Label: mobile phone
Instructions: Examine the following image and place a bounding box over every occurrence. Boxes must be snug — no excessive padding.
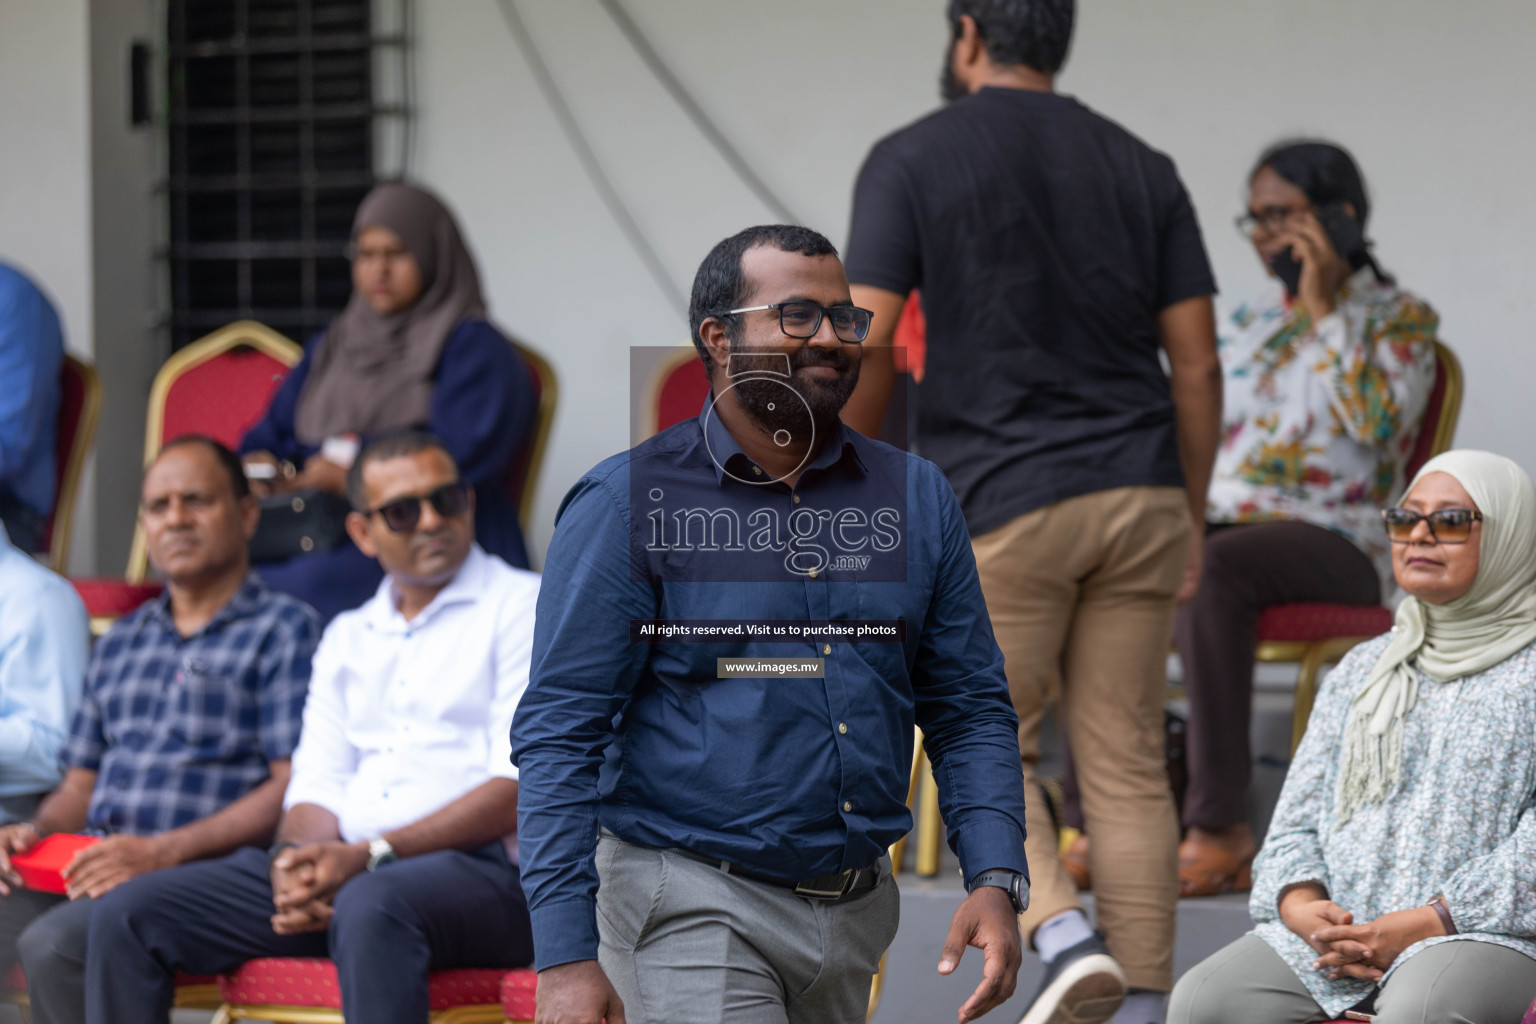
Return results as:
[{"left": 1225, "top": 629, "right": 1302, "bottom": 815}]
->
[
  {"left": 1343, "top": 1011, "right": 1375, "bottom": 1022},
  {"left": 1269, "top": 202, "right": 1364, "bottom": 298}
]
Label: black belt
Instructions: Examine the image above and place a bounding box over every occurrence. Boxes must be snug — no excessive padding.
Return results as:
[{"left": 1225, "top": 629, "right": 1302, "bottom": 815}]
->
[{"left": 668, "top": 847, "right": 881, "bottom": 902}]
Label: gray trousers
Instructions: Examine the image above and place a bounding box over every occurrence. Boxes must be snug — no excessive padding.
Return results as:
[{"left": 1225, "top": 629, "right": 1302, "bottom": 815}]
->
[
  {"left": 1170, "top": 934, "right": 1536, "bottom": 1024},
  {"left": 595, "top": 835, "right": 900, "bottom": 1024}
]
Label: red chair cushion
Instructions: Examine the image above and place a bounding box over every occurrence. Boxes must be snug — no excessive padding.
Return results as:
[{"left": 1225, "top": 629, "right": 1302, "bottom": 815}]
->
[
  {"left": 161, "top": 347, "right": 292, "bottom": 450},
  {"left": 1256, "top": 602, "right": 1393, "bottom": 644},
  {"left": 70, "top": 578, "right": 164, "bottom": 619},
  {"left": 501, "top": 969, "right": 538, "bottom": 1020},
  {"left": 656, "top": 357, "right": 710, "bottom": 434},
  {"left": 217, "top": 957, "right": 507, "bottom": 1010}
]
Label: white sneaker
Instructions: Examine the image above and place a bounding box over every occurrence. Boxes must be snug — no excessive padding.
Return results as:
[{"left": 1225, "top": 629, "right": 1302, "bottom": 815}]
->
[{"left": 1017, "top": 932, "right": 1127, "bottom": 1024}]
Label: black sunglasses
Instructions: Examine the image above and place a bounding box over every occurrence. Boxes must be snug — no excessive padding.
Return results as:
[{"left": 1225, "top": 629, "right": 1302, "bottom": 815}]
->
[
  {"left": 364, "top": 482, "right": 471, "bottom": 534},
  {"left": 1381, "top": 507, "right": 1483, "bottom": 545}
]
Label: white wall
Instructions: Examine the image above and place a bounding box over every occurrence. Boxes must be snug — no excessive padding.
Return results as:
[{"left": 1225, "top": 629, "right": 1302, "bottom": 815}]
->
[{"left": 412, "top": 0, "right": 1536, "bottom": 563}]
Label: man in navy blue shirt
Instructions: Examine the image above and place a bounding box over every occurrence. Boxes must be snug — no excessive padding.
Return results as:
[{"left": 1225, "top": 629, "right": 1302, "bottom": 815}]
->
[{"left": 512, "top": 225, "right": 1029, "bottom": 1024}]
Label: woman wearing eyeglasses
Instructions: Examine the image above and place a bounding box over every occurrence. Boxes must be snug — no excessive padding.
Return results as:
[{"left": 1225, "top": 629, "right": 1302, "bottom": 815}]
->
[
  {"left": 1170, "top": 450, "right": 1536, "bottom": 1024},
  {"left": 1061, "top": 140, "right": 1440, "bottom": 897},
  {"left": 1176, "top": 139, "right": 1442, "bottom": 895},
  {"left": 238, "top": 183, "right": 535, "bottom": 621}
]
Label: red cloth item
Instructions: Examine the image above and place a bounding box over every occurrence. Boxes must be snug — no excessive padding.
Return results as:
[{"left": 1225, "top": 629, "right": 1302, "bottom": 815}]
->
[
  {"left": 892, "top": 290, "right": 925, "bottom": 382},
  {"left": 69, "top": 579, "right": 164, "bottom": 620},
  {"left": 217, "top": 958, "right": 508, "bottom": 1011},
  {"left": 1255, "top": 603, "right": 1393, "bottom": 644},
  {"left": 500, "top": 969, "right": 538, "bottom": 1021},
  {"left": 10, "top": 834, "right": 100, "bottom": 894}
]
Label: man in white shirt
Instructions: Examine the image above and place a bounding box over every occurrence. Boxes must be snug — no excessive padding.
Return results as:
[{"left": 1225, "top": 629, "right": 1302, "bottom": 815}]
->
[
  {"left": 0, "top": 523, "right": 88, "bottom": 826},
  {"left": 82, "top": 430, "right": 539, "bottom": 1024}
]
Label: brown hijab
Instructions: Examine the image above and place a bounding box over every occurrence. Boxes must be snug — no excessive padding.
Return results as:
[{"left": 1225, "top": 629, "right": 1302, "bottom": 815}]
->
[{"left": 293, "top": 183, "right": 486, "bottom": 445}]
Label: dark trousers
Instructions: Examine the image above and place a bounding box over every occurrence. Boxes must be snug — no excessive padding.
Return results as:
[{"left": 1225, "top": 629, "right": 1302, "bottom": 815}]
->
[
  {"left": 1060, "top": 520, "right": 1380, "bottom": 833},
  {"left": 0, "top": 890, "right": 93, "bottom": 1024},
  {"left": 1176, "top": 521, "right": 1379, "bottom": 829},
  {"left": 85, "top": 844, "right": 534, "bottom": 1024}
]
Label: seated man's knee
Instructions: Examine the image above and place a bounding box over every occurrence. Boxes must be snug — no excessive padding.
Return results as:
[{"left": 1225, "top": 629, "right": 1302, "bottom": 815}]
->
[{"left": 330, "top": 872, "right": 419, "bottom": 943}]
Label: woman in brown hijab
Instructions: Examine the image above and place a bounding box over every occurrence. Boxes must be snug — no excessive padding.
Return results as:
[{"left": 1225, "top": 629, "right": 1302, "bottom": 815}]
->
[{"left": 240, "top": 183, "right": 535, "bottom": 621}]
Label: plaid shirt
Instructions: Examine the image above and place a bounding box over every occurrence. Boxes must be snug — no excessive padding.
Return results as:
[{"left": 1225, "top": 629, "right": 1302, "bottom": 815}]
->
[{"left": 63, "top": 575, "right": 319, "bottom": 835}]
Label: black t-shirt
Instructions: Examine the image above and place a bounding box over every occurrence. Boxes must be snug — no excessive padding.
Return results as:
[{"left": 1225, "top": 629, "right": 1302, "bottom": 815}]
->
[{"left": 845, "top": 88, "right": 1216, "bottom": 538}]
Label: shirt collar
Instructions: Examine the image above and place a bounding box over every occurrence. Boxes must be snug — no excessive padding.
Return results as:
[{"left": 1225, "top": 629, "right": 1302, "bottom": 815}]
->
[
  {"left": 695, "top": 398, "right": 867, "bottom": 486},
  {"left": 365, "top": 544, "right": 491, "bottom": 633},
  {"left": 139, "top": 572, "right": 269, "bottom": 640}
]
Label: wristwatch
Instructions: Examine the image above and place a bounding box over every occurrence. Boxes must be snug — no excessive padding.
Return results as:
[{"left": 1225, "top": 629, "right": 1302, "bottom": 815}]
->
[
  {"left": 968, "top": 869, "right": 1029, "bottom": 914},
  {"left": 366, "top": 837, "right": 398, "bottom": 872}
]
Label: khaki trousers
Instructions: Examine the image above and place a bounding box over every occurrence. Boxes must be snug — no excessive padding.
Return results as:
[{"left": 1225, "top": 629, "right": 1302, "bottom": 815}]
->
[{"left": 972, "top": 486, "right": 1189, "bottom": 991}]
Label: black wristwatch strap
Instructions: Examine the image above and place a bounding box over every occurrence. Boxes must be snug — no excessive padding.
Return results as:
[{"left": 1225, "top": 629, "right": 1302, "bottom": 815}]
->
[
  {"left": 968, "top": 869, "right": 1029, "bottom": 914},
  {"left": 267, "top": 841, "right": 298, "bottom": 871}
]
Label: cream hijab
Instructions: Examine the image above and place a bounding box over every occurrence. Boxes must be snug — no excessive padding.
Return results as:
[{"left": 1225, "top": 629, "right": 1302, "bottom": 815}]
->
[{"left": 1337, "top": 449, "right": 1536, "bottom": 823}]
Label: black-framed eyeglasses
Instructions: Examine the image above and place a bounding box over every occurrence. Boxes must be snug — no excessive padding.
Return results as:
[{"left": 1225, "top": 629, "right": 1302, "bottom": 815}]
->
[
  {"left": 363, "top": 482, "right": 471, "bottom": 534},
  {"left": 1234, "top": 205, "right": 1312, "bottom": 241},
  {"left": 1381, "top": 507, "right": 1483, "bottom": 545},
  {"left": 724, "top": 301, "right": 874, "bottom": 343}
]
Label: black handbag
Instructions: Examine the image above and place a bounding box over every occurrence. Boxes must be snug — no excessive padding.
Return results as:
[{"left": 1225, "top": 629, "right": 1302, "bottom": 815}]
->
[{"left": 249, "top": 489, "right": 352, "bottom": 564}]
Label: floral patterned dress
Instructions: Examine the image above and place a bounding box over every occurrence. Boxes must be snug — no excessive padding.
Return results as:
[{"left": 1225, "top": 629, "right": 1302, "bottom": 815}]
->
[
  {"left": 1206, "top": 269, "right": 1439, "bottom": 584},
  {"left": 1250, "top": 634, "right": 1536, "bottom": 1016}
]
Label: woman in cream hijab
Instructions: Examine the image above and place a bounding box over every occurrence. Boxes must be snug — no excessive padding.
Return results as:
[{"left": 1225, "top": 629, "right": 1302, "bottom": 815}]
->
[
  {"left": 239, "top": 183, "right": 536, "bottom": 621},
  {"left": 1171, "top": 449, "right": 1536, "bottom": 1024}
]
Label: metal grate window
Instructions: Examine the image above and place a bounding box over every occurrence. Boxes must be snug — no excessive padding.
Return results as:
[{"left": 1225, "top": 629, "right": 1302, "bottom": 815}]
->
[{"left": 167, "top": 0, "right": 408, "bottom": 349}]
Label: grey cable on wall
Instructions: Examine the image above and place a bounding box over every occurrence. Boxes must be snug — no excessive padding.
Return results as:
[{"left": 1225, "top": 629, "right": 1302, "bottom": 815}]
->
[
  {"left": 492, "top": 0, "right": 689, "bottom": 317},
  {"left": 595, "top": 0, "right": 800, "bottom": 225}
]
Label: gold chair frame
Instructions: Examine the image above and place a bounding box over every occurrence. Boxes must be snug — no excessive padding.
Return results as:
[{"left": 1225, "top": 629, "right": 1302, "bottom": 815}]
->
[
  {"left": 509, "top": 339, "right": 558, "bottom": 536},
  {"left": 46, "top": 354, "right": 102, "bottom": 574}
]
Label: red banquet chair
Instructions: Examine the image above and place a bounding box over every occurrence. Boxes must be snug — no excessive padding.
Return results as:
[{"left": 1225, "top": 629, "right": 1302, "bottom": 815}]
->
[
  {"left": 646, "top": 346, "right": 711, "bottom": 437},
  {"left": 35, "top": 354, "right": 102, "bottom": 574},
  {"left": 1267, "top": 339, "right": 1464, "bottom": 751},
  {"left": 209, "top": 957, "right": 529, "bottom": 1024},
  {"left": 506, "top": 339, "right": 558, "bottom": 538},
  {"left": 71, "top": 321, "right": 302, "bottom": 633}
]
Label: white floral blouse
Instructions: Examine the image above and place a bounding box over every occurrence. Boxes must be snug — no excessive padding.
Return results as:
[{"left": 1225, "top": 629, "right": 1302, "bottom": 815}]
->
[
  {"left": 1250, "top": 635, "right": 1536, "bottom": 1016},
  {"left": 1206, "top": 269, "right": 1439, "bottom": 583}
]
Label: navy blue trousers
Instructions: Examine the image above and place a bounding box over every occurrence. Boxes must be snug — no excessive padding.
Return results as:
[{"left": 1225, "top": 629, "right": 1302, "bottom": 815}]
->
[{"left": 84, "top": 844, "right": 533, "bottom": 1024}]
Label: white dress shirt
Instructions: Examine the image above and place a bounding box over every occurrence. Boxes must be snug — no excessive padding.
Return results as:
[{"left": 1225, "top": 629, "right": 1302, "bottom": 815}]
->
[
  {"left": 0, "top": 523, "right": 88, "bottom": 805},
  {"left": 284, "top": 545, "right": 539, "bottom": 854}
]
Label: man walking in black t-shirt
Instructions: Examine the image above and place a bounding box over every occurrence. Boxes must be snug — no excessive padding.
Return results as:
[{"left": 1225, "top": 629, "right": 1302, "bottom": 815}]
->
[{"left": 844, "top": 3, "right": 1222, "bottom": 1023}]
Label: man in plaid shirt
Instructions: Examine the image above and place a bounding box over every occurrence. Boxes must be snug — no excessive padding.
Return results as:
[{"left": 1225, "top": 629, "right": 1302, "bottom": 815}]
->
[{"left": 0, "top": 436, "right": 319, "bottom": 1024}]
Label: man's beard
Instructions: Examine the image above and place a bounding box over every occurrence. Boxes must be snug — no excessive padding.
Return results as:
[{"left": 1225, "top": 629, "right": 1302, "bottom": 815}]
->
[
  {"left": 940, "top": 40, "right": 967, "bottom": 103},
  {"left": 728, "top": 342, "right": 860, "bottom": 440}
]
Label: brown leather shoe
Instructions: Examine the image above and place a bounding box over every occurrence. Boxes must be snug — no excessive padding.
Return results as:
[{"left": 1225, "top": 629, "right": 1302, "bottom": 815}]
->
[{"left": 1177, "top": 836, "right": 1254, "bottom": 897}]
